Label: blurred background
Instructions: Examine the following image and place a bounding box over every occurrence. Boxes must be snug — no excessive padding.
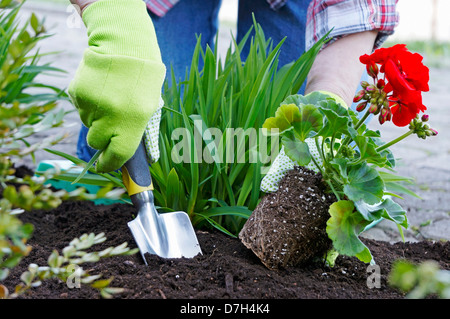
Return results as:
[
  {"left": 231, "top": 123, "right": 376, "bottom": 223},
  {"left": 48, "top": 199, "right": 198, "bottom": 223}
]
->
[{"left": 11, "top": 0, "right": 450, "bottom": 242}]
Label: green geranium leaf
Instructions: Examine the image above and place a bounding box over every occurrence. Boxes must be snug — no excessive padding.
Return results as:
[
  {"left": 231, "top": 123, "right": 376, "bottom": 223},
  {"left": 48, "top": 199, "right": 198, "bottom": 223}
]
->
[
  {"left": 353, "top": 136, "right": 387, "bottom": 166},
  {"left": 277, "top": 103, "right": 302, "bottom": 123},
  {"left": 316, "top": 99, "right": 352, "bottom": 139},
  {"left": 355, "top": 197, "right": 407, "bottom": 228},
  {"left": 379, "top": 199, "right": 408, "bottom": 228},
  {"left": 319, "top": 97, "right": 350, "bottom": 117},
  {"left": 281, "top": 130, "right": 311, "bottom": 166},
  {"left": 355, "top": 246, "right": 374, "bottom": 264},
  {"left": 371, "top": 137, "right": 396, "bottom": 168},
  {"left": 281, "top": 91, "right": 331, "bottom": 107},
  {"left": 292, "top": 104, "right": 323, "bottom": 141},
  {"left": 364, "top": 129, "right": 381, "bottom": 138},
  {"left": 262, "top": 103, "right": 301, "bottom": 134},
  {"left": 318, "top": 109, "right": 350, "bottom": 139},
  {"left": 354, "top": 200, "right": 384, "bottom": 222},
  {"left": 343, "top": 162, "right": 384, "bottom": 205},
  {"left": 330, "top": 158, "right": 349, "bottom": 182},
  {"left": 326, "top": 200, "right": 373, "bottom": 263}
]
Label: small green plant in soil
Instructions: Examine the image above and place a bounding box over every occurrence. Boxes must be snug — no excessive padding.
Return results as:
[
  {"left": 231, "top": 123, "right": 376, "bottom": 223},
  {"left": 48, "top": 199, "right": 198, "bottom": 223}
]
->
[
  {"left": 0, "top": 1, "right": 136, "bottom": 298},
  {"left": 12, "top": 232, "right": 137, "bottom": 299},
  {"left": 389, "top": 259, "right": 450, "bottom": 299}
]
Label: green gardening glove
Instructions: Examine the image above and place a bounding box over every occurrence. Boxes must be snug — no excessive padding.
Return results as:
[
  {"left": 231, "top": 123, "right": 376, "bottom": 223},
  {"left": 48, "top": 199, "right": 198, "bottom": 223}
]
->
[{"left": 69, "top": 0, "right": 166, "bottom": 173}]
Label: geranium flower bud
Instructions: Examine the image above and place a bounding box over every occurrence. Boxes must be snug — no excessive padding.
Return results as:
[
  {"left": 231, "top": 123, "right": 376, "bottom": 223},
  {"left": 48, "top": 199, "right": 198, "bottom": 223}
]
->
[
  {"left": 361, "top": 81, "right": 369, "bottom": 88},
  {"left": 421, "top": 114, "right": 429, "bottom": 122},
  {"left": 386, "top": 108, "right": 392, "bottom": 121},
  {"left": 372, "top": 90, "right": 381, "bottom": 99},
  {"left": 365, "top": 84, "right": 377, "bottom": 93},
  {"left": 368, "top": 103, "right": 379, "bottom": 114},
  {"left": 378, "top": 106, "right": 391, "bottom": 125},
  {"left": 429, "top": 128, "right": 438, "bottom": 136},
  {"left": 366, "top": 62, "right": 379, "bottom": 78},
  {"left": 377, "top": 79, "right": 386, "bottom": 89},
  {"left": 356, "top": 101, "right": 367, "bottom": 112},
  {"left": 353, "top": 89, "right": 366, "bottom": 102}
]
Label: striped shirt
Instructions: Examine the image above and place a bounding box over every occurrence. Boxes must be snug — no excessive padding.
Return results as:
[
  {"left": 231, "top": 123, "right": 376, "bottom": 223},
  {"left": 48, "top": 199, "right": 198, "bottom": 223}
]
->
[
  {"left": 144, "top": 0, "right": 399, "bottom": 50},
  {"left": 306, "top": 0, "right": 399, "bottom": 50}
]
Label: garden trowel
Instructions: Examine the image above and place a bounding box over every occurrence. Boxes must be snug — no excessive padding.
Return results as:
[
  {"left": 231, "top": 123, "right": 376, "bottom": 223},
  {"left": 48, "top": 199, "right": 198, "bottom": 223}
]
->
[{"left": 122, "top": 140, "right": 202, "bottom": 264}]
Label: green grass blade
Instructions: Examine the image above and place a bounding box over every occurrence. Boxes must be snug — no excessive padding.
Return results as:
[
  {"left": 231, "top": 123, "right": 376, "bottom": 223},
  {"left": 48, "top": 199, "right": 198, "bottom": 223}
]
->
[
  {"left": 71, "top": 149, "right": 102, "bottom": 185},
  {"left": 44, "top": 148, "right": 124, "bottom": 188}
]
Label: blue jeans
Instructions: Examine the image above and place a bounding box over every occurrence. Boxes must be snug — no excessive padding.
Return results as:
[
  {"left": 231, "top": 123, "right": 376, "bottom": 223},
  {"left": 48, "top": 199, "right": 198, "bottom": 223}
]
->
[
  {"left": 150, "top": 0, "right": 310, "bottom": 83},
  {"left": 77, "top": 0, "right": 310, "bottom": 162}
]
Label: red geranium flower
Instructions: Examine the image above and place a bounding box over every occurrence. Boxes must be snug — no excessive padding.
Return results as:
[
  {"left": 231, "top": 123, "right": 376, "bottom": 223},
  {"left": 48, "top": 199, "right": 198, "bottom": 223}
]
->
[
  {"left": 389, "top": 98, "right": 422, "bottom": 127},
  {"left": 359, "top": 44, "right": 429, "bottom": 126}
]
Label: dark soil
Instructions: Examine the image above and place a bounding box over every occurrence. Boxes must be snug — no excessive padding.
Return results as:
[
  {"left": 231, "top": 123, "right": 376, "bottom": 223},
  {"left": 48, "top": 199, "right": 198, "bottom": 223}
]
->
[{"left": 2, "top": 166, "right": 449, "bottom": 301}]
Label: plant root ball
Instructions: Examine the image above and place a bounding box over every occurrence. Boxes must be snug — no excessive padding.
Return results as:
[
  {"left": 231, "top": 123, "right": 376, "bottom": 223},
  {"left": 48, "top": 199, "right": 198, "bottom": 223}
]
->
[{"left": 239, "top": 166, "right": 336, "bottom": 270}]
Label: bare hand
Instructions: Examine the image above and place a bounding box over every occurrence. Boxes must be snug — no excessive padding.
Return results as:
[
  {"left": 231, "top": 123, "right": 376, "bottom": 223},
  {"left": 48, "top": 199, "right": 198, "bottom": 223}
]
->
[{"left": 305, "top": 31, "right": 378, "bottom": 107}]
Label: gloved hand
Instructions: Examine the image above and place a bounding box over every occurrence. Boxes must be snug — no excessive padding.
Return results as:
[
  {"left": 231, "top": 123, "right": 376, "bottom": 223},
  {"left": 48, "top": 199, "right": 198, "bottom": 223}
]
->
[
  {"left": 69, "top": 0, "right": 166, "bottom": 173},
  {"left": 261, "top": 91, "right": 348, "bottom": 193}
]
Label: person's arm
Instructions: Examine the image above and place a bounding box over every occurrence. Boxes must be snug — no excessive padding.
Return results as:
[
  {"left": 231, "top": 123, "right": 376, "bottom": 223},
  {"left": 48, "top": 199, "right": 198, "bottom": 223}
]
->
[
  {"left": 304, "top": 0, "right": 399, "bottom": 106},
  {"left": 305, "top": 31, "right": 378, "bottom": 107},
  {"left": 70, "top": 0, "right": 97, "bottom": 15}
]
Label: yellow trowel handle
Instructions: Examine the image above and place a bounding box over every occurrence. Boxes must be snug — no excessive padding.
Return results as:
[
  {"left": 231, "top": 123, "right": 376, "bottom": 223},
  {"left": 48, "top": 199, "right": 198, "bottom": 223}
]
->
[{"left": 122, "top": 140, "right": 153, "bottom": 196}]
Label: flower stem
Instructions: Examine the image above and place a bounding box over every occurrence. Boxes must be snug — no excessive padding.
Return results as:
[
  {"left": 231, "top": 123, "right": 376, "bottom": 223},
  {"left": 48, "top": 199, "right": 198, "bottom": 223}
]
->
[
  {"left": 326, "top": 180, "right": 341, "bottom": 201},
  {"left": 339, "top": 108, "right": 371, "bottom": 150},
  {"left": 315, "top": 136, "right": 325, "bottom": 164},
  {"left": 355, "top": 108, "right": 371, "bottom": 132},
  {"left": 376, "top": 129, "right": 414, "bottom": 153},
  {"left": 310, "top": 153, "right": 324, "bottom": 176}
]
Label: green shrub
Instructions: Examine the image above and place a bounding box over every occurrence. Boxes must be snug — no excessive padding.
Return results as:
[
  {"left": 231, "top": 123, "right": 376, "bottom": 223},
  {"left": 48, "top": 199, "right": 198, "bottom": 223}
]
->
[
  {"left": 389, "top": 259, "right": 450, "bottom": 299},
  {"left": 0, "top": 1, "right": 136, "bottom": 299}
]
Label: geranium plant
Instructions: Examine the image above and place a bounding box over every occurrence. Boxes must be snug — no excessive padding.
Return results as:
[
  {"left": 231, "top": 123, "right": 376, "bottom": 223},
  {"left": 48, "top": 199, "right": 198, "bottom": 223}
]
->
[{"left": 260, "top": 44, "right": 437, "bottom": 264}]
